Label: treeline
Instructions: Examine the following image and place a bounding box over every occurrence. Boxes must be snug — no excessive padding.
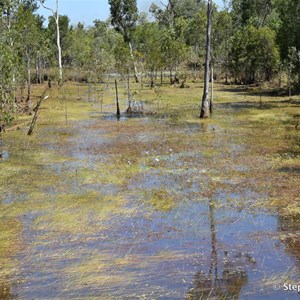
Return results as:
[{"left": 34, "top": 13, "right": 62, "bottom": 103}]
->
[{"left": 0, "top": 0, "right": 300, "bottom": 125}]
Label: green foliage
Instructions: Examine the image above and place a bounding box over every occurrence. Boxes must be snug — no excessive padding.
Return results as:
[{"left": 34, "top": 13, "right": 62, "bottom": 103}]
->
[
  {"left": 47, "top": 15, "right": 71, "bottom": 64},
  {"left": 212, "top": 9, "right": 233, "bottom": 77},
  {"left": 232, "top": 0, "right": 273, "bottom": 28},
  {"left": 108, "top": 0, "right": 138, "bottom": 42},
  {"left": 231, "top": 25, "right": 279, "bottom": 83},
  {"left": 69, "top": 22, "right": 92, "bottom": 68},
  {"left": 0, "top": 0, "right": 300, "bottom": 127},
  {"left": 91, "top": 20, "right": 118, "bottom": 76},
  {"left": 134, "top": 21, "right": 163, "bottom": 71},
  {"left": 275, "top": 0, "right": 300, "bottom": 86},
  {"left": 159, "top": 26, "right": 188, "bottom": 71},
  {"left": 113, "top": 35, "right": 131, "bottom": 73}
]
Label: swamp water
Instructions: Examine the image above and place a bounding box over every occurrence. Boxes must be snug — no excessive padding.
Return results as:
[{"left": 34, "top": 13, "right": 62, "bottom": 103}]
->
[{"left": 0, "top": 92, "right": 300, "bottom": 299}]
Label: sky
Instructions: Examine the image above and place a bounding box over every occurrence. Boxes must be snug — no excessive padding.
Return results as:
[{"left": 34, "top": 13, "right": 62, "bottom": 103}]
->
[{"left": 38, "top": 0, "right": 224, "bottom": 26}]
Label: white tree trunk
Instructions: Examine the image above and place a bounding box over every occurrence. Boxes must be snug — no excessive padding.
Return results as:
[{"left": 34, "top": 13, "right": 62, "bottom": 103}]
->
[
  {"left": 56, "top": 0, "right": 63, "bottom": 85},
  {"left": 128, "top": 41, "right": 139, "bottom": 83}
]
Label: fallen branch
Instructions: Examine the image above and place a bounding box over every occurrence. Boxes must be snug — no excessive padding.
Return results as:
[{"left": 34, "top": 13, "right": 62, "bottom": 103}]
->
[{"left": 27, "top": 87, "right": 49, "bottom": 135}]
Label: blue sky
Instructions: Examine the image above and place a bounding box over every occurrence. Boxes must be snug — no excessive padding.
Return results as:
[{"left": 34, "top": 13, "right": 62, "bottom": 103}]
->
[{"left": 39, "top": 0, "right": 224, "bottom": 26}]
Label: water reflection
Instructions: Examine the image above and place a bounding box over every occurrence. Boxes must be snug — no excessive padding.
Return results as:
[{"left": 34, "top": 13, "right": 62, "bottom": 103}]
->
[
  {"left": 188, "top": 200, "right": 248, "bottom": 299},
  {"left": 278, "top": 216, "right": 300, "bottom": 266}
]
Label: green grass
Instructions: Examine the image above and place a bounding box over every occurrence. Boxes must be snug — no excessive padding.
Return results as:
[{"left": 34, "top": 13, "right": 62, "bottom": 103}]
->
[{"left": 0, "top": 79, "right": 299, "bottom": 296}]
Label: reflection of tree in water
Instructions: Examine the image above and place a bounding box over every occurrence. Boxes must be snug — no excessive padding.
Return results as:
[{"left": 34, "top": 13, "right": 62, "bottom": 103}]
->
[
  {"left": 278, "top": 216, "right": 300, "bottom": 267},
  {"left": 188, "top": 200, "right": 248, "bottom": 300}
]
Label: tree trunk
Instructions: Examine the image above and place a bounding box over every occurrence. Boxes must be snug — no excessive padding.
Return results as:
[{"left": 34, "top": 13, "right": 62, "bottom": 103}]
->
[
  {"left": 200, "top": 0, "right": 212, "bottom": 118},
  {"left": 28, "top": 87, "right": 48, "bottom": 135},
  {"left": 114, "top": 79, "right": 120, "bottom": 117},
  {"left": 127, "top": 74, "right": 131, "bottom": 110},
  {"left": 288, "top": 67, "right": 292, "bottom": 100},
  {"left": 210, "top": 65, "right": 214, "bottom": 114},
  {"left": 169, "top": 68, "right": 173, "bottom": 85},
  {"left": 150, "top": 69, "right": 155, "bottom": 88},
  {"left": 140, "top": 64, "right": 144, "bottom": 89},
  {"left": 25, "top": 51, "right": 31, "bottom": 111},
  {"left": 56, "top": 0, "right": 63, "bottom": 85},
  {"left": 128, "top": 42, "right": 139, "bottom": 83},
  {"left": 35, "top": 55, "right": 39, "bottom": 84}
]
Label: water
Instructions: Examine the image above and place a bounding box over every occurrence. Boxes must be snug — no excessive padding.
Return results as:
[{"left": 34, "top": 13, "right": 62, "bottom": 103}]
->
[{"left": 0, "top": 100, "right": 299, "bottom": 299}]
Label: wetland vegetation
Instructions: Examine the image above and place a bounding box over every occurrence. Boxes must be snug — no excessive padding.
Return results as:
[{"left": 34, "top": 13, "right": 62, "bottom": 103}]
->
[
  {"left": 1, "top": 0, "right": 300, "bottom": 299},
  {"left": 0, "top": 81, "right": 299, "bottom": 299}
]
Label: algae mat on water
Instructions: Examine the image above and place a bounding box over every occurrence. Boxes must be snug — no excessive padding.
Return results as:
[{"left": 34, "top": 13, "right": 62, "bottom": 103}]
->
[{"left": 0, "top": 82, "right": 300, "bottom": 299}]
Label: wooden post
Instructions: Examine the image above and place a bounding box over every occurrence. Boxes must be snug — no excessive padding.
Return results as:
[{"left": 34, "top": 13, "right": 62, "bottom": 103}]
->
[
  {"left": 115, "top": 79, "right": 120, "bottom": 117},
  {"left": 27, "top": 87, "right": 49, "bottom": 135}
]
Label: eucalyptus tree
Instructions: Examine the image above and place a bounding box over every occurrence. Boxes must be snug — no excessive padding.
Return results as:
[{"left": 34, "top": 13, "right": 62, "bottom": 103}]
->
[
  {"left": 159, "top": 20, "right": 188, "bottom": 84},
  {"left": 185, "top": 8, "right": 207, "bottom": 81},
  {"left": 90, "top": 20, "right": 117, "bottom": 82},
  {"left": 40, "top": 0, "right": 63, "bottom": 85},
  {"left": 231, "top": 25, "right": 279, "bottom": 83},
  {"left": 275, "top": 0, "right": 300, "bottom": 87},
  {"left": 14, "top": 3, "right": 42, "bottom": 109},
  {"left": 0, "top": 0, "right": 24, "bottom": 124},
  {"left": 200, "top": 0, "right": 213, "bottom": 118},
  {"left": 212, "top": 9, "right": 233, "bottom": 83},
  {"left": 231, "top": 0, "right": 273, "bottom": 28},
  {"left": 149, "top": 0, "right": 192, "bottom": 84},
  {"left": 68, "top": 22, "right": 92, "bottom": 80},
  {"left": 134, "top": 21, "right": 163, "bottom": 86},
  {"left": 108, "top": 0, "right": 140, "bottom": 82}
]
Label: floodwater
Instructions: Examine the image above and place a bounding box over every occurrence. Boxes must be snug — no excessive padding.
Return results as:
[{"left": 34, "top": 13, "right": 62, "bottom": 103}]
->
[{"left": 0, "top": 89, "right": 300, "bottom": 299}]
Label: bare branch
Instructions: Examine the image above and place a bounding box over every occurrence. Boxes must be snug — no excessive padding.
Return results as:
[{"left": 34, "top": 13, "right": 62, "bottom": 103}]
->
[
  {"left": 160, "top": 1, "right": 167, "bottom": 9},
  {"left": 39, "top": 1, "right": 55, "bottom": 15}
]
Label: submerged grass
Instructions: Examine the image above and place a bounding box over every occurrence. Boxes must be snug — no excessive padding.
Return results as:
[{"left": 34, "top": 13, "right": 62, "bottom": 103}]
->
[{"left": 0, "top": 80, "right": 299, "bottom": 298}]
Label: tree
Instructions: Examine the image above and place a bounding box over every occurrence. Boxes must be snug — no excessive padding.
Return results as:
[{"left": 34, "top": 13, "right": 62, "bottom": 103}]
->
[
  {"left": 231, "top": 0, "right": 273, "bottom": 28},
  {"left": 275, "top": 0, "right": 300, "bottom": 87},
  {"left": 134, "top": 21, "right": 163, "bottom": 86},
  {"left": 90, "top": 20, "right": 117, "bottom": 81},
  {"left": 212, "top": 9, "right": 233, "bottom": 83},
  {"left": 0, "top": 0, "right": 24, "bottom": 125},
  {"left": 14, "top": 3, "right": 41, "bottom": 109},
  {"left": 231, "top": 25, "right": 279, "bottom": 83},
  {"left": 185, "top": 8, "right": 207, "bottom": 81},
  {"left": 68, "top": 23, "right": 92, "bottom": 80},
  {"left": 200, "top": 0, "right": 212, "bottom": 118},
  {"left": 108, "top": 0, "right": 140, "bottom": 82},
  {"left": 40, "top": 0, "right": 63, "bottom": 85}
]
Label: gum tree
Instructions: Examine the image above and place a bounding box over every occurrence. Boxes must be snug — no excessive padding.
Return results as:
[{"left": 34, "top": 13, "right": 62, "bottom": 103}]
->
[
  {"left": 200, "top": 0, "right": 213, "bottom": 118},
  {"left": 40, "top": 0, "right": 63, "bottom": 85},
  {"left": 108, "top": 0, "right": 139, "bottom": 82}
]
